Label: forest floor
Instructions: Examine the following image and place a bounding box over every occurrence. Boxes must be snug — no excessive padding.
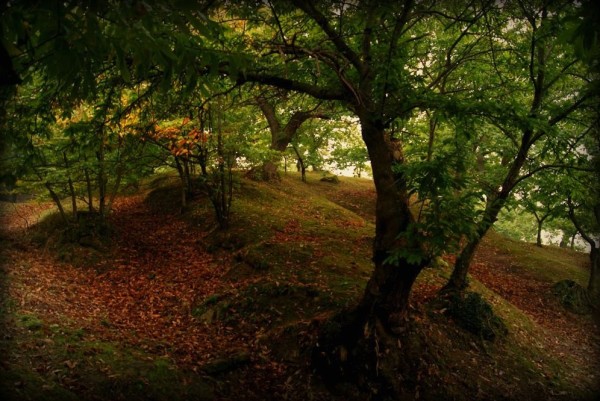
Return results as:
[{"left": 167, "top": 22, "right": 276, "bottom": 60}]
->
[{"left": 1, "top": 172, "right": 599, "bottom": 401}]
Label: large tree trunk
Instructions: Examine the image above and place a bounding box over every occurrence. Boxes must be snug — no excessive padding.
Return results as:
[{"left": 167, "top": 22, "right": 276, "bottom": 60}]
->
[
  {"left": 312, "top": 115, "right": 428, "bottom": 393},
  {"left": 357, "top": 116, "right": 427, "bottom": 331}
]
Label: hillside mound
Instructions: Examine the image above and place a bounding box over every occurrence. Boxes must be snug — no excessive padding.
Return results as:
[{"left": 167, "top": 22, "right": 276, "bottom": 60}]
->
[{"left": 0, "top": 172, "right": 598, "bottom": 401}]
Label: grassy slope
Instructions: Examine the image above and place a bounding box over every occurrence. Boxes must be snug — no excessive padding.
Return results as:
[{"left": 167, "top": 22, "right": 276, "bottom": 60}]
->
[{"left": 0, "top": 171, "right": 598, "bottom": 401}]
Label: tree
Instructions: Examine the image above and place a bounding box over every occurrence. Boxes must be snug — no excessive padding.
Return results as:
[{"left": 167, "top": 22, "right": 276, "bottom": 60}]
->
[
  {"left": 252, "top": 91, "right": 330, "bottom": 180},
  {"left": 209, "top": 0, "right": 513, "bottom": 339},
  {"left": 517, "top": 174, "right": 566, "bottom": 247},
  {"left": 442, "top": 0, "right": 593, "bottom": 292},
  {"left": 565, "top": 124, "right": 600, "bottom": 301},
  {"left": 2, "top": 73, "right": 160, "bottom": 228}
]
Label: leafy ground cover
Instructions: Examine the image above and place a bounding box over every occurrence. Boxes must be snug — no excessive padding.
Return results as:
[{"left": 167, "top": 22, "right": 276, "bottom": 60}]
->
[{"left": 1, "top": 172, "right": 598, "bottom": 400}]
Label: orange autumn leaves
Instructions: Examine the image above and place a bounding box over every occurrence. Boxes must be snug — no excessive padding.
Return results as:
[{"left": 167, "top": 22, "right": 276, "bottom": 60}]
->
[{"left": 150, "top": 117, "right": 209, "bottom": 157}]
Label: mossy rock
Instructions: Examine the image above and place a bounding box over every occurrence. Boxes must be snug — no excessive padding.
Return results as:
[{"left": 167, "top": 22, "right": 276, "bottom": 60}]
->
[
  {"left": 446, "top": 291, "right": 508, "bottom": 341},
  {"left": 320, "top": 174, "right": 340, "bottom": 184},
  {"left": 552, "top": 280, "right": 592, "bottom": 315}
]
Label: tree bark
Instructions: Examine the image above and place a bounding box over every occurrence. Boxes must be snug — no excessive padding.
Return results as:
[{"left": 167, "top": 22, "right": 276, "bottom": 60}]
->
[
  {"left": 444, "top": 236, "right": 482, "bottom": 292},
  {"left": 536, "top": 219, "right": 543, "bottom": 247},
  {"left": 356, "top": 115, "right": 427, "bottom": 331},
  {"left": 442, "top": 192, "right": 510, "bottom": 293}
]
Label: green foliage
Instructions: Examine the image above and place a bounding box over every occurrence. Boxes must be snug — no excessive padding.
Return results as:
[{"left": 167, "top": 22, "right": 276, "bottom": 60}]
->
[
  {"left": 391, "top": 155, "right": 484, "bottom": 261},
  {"left": 495, "top": 207, "right": 538, "bottom": 243}
]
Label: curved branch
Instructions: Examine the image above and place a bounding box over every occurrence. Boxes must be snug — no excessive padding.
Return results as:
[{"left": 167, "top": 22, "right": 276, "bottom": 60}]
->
[{"left": 567, "top": 195, "right": 597, "bottom": 249}]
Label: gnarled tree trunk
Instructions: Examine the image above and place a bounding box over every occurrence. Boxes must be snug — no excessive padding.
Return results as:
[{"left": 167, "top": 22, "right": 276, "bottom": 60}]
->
[{"left": 357, "top": 116, "right": 427, "bottom": 330}]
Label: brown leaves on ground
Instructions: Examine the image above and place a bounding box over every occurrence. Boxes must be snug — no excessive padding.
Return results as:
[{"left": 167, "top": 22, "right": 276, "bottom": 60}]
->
[
  {"left": 1, "top": 181, "right": 599, "bottom": 399},
  {"left": 1, "top": 196, "right": 283, "bottom": 382},
  {"left": 467, "top": 238, "right": 600, "bottom": 390}
]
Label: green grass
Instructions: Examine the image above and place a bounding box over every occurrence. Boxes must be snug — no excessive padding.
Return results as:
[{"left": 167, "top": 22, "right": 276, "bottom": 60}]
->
[
  {"left": 484, "top": 230, "right": 589, "bottom": 285},
  {"left": 0, "top": 315, "right": 214, "bottom": 401}
]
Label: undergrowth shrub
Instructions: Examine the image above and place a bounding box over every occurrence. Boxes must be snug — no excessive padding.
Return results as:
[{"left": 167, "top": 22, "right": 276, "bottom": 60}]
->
[
  {"left": 446, "top": 291, "right": 508, "bottom": 341},
  {"left": 552, "top": 280, "right": 592, "bottom": 315}
]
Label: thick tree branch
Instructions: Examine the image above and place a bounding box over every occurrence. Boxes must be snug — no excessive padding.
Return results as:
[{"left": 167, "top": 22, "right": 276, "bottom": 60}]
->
[
  {"left": 238, "top": 71, "right": 346, "bottom": 101},
  {"left": 255, "top": 96, "right": 282, "bottom": 135}
]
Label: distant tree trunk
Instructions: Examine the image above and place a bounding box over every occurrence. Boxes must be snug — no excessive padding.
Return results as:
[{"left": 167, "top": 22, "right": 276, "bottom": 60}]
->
[
  {"left": 106, "top": 165, "right": 123, "bottom": 216},
  {"left": 536, "top": 219, "right": 543, "bottom": 247},
  {"left": 84, "top": 168, "right": 94, "bottom": 212},
  {"left": 97, "top": 129, "right": 107, "bottom": 219},
  {"left": 175, "top": 157, "right": 188, "bottom": 210},
  {"left": 63, "top": 152, "right": 78, "bottom": 220},
  {"left": 292, "top": 144, "right": 306, "bottom": 183},
  {"left": 559, "top": 234, "right": 569, "bottom": 248},
  {"left": 588, "top": 247, "right": 599, "bottom": 302},
  {"left": 44, "top": 182, "right": 68, "bottom": 225},
  {"left": 254, "top": 96, "right": 328, "bottom": 181}
]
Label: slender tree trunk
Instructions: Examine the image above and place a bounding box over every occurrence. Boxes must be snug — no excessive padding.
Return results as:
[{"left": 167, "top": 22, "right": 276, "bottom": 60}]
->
[
  {"left": 62, "top": 152, "right": 78, "bottom": 219},
  {"left": 536, "top": 219, "right": 543, "bottom": 247},
  {"left": 175, "top": 157, "right": 188, "bottom": 210},
  {"left": 84, "top": 169, "right": 94, "bottom": 212},
  {"left": 97, "top": 130, "right": 107, "bottom": 219},
  {"left": 292, "top": 144, "right": 306, "bottom": 183},
  {"left": 588, "top": 247, "right": 600, "bottom": 302},
  {"left": 559, "top": 234, "right": 569, "bottom": 248},
  {"left": 44, "top": 182, "right": 68, "bottom": 225},
  {"left": 444, "top": 236, "right": 483, "bottom": 292},
  {"left": 443, "top": 125, "right": 533, "bottom": 293},
  {"left": 442, "top": 192, "right": 510, "bottom": 293},
  {"left": 106, "top": 165, "right": 123, "bottom": 216}
]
